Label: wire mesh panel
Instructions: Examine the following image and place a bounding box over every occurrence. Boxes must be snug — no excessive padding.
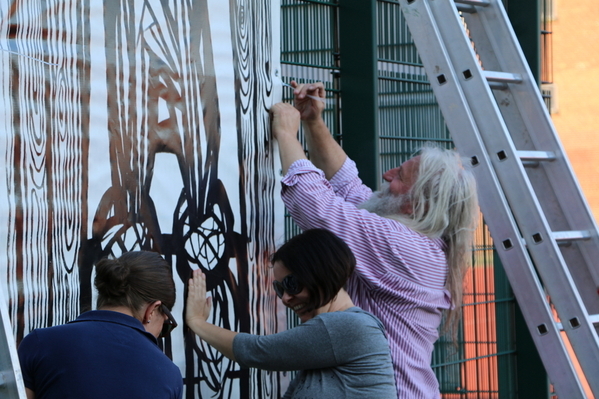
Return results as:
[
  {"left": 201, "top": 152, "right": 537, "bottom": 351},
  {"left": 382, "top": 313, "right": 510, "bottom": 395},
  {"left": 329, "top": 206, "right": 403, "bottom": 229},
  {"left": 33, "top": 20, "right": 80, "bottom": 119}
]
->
[
  {"left": 280, "top": 0, "right": 518, "bottom": 397},
  {"left": 375, "top": 1, "right": 517, "bottom": 398},
  {"left": 280, "top": 0, "right": 340, "bottom": 137},
  {"left": 540, "top": 0, "right": 553, "bottom": 86},
  {"left": 377, "top": 0, "right": 420, "bottom": 65},
  {"left": 281, "top": 0, "right": 339, "bottom": 69},
  {"left": 541, "top": 0, "right": 554, "bottom": 113},
  {"left": 377, "top": 0, "right": 452, "bottom": 174},
  {"left": 460, "top": 220, "right": 501, "bottom": 397},
  {"left": 378, "top": 76, "right": 452, "bottom": 172},
  {"left": 432, "top": 219, "right": 518, "bottom": 399},
  {"left": 280, "top": 0, "right": 340, "bottom": 242}
]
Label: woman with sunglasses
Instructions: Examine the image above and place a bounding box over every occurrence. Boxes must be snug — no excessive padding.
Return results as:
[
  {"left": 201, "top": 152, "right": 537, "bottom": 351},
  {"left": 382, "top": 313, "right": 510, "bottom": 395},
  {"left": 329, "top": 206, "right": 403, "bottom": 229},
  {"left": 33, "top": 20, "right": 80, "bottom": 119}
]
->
[
  {"left": 18, "top": 251, "right": 183, "bottom": 399},
  {"left": 186, "top": 228, "right": 397, "bottom": 398}
]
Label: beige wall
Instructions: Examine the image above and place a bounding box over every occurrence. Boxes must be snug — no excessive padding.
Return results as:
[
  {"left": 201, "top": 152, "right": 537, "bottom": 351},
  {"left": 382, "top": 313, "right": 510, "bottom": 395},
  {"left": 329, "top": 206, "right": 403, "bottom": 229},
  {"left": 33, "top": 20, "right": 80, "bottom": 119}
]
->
[{"left": 551, "top": 1, "right": 599, "bottom": 220}]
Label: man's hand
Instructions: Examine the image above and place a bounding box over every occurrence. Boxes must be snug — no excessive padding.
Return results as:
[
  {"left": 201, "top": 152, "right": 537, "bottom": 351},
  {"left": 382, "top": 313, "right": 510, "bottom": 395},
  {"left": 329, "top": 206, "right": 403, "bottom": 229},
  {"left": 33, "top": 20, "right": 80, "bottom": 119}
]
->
[
  {"left": 186, "top": 269, "right": 212, "bottom": 331},
  {"left": 270, "top": 102, "right": 301, "bottom": 141},
  {"left": 291, "top": 80, "right": 325, "bottom": 122}
]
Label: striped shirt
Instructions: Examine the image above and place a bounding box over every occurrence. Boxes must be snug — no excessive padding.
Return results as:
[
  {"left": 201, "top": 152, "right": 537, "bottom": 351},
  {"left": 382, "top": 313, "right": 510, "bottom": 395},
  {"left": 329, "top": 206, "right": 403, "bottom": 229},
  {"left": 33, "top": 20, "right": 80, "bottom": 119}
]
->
[{"left": 281, "top": 158, "right": 451, "bottom": 399}]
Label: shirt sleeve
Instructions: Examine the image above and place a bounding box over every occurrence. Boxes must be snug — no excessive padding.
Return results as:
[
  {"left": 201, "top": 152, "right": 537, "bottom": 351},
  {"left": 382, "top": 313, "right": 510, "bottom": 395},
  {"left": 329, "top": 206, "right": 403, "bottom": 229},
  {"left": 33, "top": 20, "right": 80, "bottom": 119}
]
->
[
  {"left": 17, "top": 331, "right": 39, "bottom": 390},
  {"left": 232, "top": 317, "right": 338, "bottom": 371},
  {"left": 281, "top": 159, "right": 447, "bottom": 288},
  {"left": 328, "top": 158, "right": 373, "bottom": 205}
]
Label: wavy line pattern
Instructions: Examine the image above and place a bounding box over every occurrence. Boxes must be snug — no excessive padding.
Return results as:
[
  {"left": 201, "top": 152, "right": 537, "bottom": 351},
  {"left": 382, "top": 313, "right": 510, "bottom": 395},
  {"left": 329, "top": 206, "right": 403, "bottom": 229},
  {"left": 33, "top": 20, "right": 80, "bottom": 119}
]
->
[
  {"left": 0, "top": 0, "right": 86, "bottom": 341},
  {"left": 0, "top": 0, "right": 282, "bottom": 398},
  {"left": 229, "top": 0, "right": 283, "bottom": 397}
]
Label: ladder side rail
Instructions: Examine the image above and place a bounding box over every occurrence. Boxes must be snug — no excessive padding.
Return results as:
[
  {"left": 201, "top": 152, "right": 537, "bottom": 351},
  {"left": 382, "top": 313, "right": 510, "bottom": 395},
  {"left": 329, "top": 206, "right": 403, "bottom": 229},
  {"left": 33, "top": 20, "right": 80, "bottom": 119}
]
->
[
  {"left": 421, "top": 0, "right": 599, "bottom": 394},
  {"left": 460, "top": 0, "right": 599, "bottom": 316},
  {"left": 396, "top": 1, "right": 588, "bottom": 396},
  {"left": 457, "top": 1, "right": 599, "bottom": 386},
  {"left": 481, "top": 86, "right": 599, "bottom": 312},
  {"left": 460, "top": 1, "right": 599, "bottom": 304},
  {"left": 0, "top": 288, "right": 26, "bottom": 398}
]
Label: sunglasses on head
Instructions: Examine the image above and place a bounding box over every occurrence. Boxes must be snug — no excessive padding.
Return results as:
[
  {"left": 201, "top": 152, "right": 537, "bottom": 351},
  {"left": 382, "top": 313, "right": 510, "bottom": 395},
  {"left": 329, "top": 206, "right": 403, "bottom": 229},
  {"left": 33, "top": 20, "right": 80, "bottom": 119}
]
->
[
  {"left": 272, "top": 274, "right": 304, "bottom": 299},
  {"left": 159, "top": 304, "right": 178, "bottom": 338}
]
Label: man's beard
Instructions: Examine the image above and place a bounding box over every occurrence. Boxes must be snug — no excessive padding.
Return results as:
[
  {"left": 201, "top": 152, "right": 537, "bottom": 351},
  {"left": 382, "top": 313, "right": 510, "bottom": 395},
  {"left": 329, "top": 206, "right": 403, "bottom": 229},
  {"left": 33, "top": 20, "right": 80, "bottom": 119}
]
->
[{"left": 357, "top": 182, "right": 408, "bottom": 217}]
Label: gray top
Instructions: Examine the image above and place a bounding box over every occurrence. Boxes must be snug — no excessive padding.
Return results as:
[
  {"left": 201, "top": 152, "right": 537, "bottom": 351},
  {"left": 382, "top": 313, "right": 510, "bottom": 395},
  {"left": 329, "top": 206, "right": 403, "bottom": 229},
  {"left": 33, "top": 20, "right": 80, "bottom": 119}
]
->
[{"left": 233, "top": 307, "right": 397, "bottom": 399}]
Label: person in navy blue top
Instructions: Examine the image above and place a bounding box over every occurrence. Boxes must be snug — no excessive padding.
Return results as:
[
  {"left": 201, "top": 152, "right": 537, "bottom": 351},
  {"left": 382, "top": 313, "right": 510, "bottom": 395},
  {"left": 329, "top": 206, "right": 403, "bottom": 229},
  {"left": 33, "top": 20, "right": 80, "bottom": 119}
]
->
[{"left": 18, "top": 251, "right": 183, "bottom": 399}]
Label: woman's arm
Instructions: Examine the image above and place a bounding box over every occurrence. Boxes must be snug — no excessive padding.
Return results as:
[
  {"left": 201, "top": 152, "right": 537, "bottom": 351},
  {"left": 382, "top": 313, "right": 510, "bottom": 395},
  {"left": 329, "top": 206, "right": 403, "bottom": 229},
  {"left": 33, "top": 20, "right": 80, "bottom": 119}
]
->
[
  {"left": 185, "top": 270, "right": 238, "bottom": 360},
  {"left": 26, "top": 388, "right": 35, "bottom": 399},
  {"left": 233, "top": 319, "right": 338, "bottom": 371}
]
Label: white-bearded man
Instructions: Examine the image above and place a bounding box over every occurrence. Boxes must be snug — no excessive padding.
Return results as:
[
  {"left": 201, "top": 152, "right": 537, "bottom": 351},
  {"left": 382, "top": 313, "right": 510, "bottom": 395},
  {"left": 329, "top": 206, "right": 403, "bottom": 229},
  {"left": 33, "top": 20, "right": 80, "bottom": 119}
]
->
[{"left": 269, "top": 82, "right": 479, "bottom": 399}]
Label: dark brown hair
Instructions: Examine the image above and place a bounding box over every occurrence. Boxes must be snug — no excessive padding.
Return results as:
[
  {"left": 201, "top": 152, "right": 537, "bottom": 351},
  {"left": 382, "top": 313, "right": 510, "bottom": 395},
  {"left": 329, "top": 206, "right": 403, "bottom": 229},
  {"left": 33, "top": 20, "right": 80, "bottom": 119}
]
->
[
  {"left": 271, "top": 228, "right": 356, "bottom": 312},
  {"left": 94, "top": 251, "right": 176, "bottom": 314}
]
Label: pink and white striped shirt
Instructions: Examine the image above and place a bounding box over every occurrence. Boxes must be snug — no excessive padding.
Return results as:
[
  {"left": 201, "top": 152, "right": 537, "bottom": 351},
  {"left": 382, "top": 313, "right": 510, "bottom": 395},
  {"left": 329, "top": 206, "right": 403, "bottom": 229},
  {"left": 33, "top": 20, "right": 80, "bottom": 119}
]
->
[{"left": 281, "top": 158, "right": 451, "bottom": 399}]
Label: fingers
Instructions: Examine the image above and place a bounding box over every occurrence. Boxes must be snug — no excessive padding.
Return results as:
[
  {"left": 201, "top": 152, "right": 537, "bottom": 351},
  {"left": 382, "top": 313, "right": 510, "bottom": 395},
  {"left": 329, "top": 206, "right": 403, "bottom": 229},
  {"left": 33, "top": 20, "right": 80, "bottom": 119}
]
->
[
  {"left": 269, "top": 102, "right": 301, "bottom": 126},
  {"left": 206, "top": 296, "right": 213, "bottom": 315},
  {"left": 270, "top": 102, "right": 301, "bottom": 139},
  {"left": 291, "top": 80, "right": 325, "bottom": 100},
  {"left": 289, "top": 81, "right": 325, "bottom": 121},
  {"left": 270, "top": 102, "right": 300, "bottom": 116},
  {"left": 198, "top": 270, "right": 206, "bottom": 300},
  {"left": 189, "top": 269, "right": 206, "bottom": 295},
  {"left": 186, "top": 269, "right": 211, "bottom": 324},
  {"left": 187, "top": 270, "right": 203, "bottom": 302},
  {"left": 197, "top": 272, "right": 211, "bottom": 318}
]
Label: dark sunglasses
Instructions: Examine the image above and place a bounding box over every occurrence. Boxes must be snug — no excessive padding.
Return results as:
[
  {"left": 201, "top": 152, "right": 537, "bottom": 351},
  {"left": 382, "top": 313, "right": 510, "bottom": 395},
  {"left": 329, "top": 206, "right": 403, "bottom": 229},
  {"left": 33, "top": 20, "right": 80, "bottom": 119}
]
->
[
  {"left": 272, "top": 275, "right": 304, "bottom": 299},
  {"left": 159, "top": 304, "right": 178, "bottom": 338}
]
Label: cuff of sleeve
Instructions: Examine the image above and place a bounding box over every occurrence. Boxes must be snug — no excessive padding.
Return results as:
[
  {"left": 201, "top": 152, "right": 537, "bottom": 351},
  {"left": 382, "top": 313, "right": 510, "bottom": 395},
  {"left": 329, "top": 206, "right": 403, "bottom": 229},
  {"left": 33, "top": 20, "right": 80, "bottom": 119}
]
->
[
  {"left": 281, "top": 159, "right": 325, "bottom": 186},
  {"left": 232, "top": 333, "right": 250, "bottom": 369}
]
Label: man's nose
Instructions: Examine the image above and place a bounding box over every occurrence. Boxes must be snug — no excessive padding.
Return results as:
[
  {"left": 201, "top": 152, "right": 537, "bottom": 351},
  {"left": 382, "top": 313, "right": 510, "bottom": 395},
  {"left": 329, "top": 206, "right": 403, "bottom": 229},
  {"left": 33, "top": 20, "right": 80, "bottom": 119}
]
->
[{"left": 382, "top": 169, "right": 394, "bottom": 182}]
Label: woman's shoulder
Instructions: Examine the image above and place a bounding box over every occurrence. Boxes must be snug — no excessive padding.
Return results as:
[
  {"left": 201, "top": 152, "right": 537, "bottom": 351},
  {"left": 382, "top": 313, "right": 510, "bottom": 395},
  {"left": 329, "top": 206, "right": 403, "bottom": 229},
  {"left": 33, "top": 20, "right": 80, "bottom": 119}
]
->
[
  {"left": 323, "top": 306, "right": 379, "bottom": 320},
  {"left": 318, "top": 307, "right": 386, "bottom": 333}
]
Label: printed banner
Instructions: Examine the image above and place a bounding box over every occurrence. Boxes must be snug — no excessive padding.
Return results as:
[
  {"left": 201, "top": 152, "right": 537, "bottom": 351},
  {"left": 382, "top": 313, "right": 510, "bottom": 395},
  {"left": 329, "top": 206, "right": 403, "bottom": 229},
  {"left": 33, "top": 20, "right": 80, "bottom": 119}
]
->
[{"left": 0, "top": 0, "right": 286, "bottom": 397}]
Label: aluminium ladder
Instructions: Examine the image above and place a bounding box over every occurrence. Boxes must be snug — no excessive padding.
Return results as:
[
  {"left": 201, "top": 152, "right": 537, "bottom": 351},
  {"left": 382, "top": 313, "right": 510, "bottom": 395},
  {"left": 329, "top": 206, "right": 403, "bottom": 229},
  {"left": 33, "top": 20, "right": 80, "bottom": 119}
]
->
[{"left": 397, "top": 0, "right": 599, "bottom": 397}]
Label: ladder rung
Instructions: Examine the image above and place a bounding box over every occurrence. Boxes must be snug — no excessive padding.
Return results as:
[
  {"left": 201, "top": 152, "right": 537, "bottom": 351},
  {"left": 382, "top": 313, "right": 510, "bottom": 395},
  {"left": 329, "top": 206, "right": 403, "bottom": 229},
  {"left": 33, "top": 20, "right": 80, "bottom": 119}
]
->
[
  {"left": 456, "top": 5, "right": 477, "bottom": 13},
  {"left": 483, "top": 70, "right": 523, "bottom": 84},
  {"left": 455, "top": 0, "right": 490, "bottom": 13},
  {"left": 455, "top": 0, "right": 490, "bottom": 7},
  {"left": 552, "top": 230, "right": 592, "bottom": 243},
  {"left": 517, "top": 150, "right": 556, "bottom": 167},
  {"left": 517, "top": 150, "right": 556, "bottom": 161}
]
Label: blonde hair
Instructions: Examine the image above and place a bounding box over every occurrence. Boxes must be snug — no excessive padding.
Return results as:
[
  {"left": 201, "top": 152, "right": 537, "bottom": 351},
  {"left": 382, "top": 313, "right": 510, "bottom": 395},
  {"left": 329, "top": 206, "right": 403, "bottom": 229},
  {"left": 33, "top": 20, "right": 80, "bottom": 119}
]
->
[{"left": 389, "top": 144, "right": 479, "bottom": 337}]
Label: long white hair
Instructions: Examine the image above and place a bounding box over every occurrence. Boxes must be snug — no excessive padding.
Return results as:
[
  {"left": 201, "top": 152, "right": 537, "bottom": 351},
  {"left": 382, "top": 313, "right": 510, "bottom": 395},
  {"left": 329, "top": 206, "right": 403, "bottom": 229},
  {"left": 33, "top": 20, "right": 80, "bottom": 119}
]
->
[{"left": 387, "top": 144, "right": 479, "bottom": 336}]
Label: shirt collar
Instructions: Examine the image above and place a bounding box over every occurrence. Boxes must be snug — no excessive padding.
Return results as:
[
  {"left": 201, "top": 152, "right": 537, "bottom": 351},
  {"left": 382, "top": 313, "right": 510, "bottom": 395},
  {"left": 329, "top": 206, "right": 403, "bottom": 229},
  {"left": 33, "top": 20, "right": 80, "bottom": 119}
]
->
[{"left": 70, "top": 310, "right": 158, "bottom": 343}]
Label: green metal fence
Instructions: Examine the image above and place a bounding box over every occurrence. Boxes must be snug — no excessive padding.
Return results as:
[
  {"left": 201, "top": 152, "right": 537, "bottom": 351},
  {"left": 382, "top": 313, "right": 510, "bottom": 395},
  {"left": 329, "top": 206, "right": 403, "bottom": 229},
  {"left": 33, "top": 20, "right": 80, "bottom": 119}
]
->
[
  {"left": 280, "top": 0, "right": 520, "bottom": 397},
  {"left": 280, "top": 0, "right": 341, "bottom": 242}
]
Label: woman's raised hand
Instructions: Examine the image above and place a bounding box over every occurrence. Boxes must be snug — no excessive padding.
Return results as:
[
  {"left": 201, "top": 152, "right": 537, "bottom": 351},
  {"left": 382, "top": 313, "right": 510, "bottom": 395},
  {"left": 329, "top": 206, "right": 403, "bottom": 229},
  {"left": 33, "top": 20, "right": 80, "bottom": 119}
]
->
[{"left": 186, "top": 269, "right": 212, "bottom": 330}]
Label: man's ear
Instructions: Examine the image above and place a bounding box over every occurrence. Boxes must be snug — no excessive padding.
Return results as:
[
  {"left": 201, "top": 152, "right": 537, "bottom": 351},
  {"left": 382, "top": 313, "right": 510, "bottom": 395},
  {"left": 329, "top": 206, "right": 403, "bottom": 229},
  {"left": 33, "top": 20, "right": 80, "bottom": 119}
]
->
[{"left": 142, "top": 300, "right": 162, "bottom": 324}]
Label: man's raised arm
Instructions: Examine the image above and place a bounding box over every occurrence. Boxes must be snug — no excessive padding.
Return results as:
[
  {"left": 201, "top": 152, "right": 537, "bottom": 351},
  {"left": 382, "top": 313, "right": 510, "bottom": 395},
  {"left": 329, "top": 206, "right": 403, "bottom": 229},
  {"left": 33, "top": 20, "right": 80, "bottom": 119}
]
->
[
  {"left": 270, "top": 102, "right": 307, "bottom": 175},
  {"left": 291, "top": 81, "right": 347, "bottom": 180}
]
